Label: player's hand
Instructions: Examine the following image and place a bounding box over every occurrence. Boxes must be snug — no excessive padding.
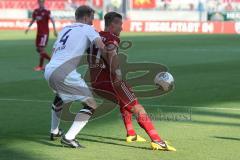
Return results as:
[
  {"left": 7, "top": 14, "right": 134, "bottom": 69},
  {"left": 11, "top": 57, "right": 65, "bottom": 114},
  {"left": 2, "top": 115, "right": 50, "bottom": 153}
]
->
[{"left": 54, "top": 30, "right": 58, "bottom": 37}]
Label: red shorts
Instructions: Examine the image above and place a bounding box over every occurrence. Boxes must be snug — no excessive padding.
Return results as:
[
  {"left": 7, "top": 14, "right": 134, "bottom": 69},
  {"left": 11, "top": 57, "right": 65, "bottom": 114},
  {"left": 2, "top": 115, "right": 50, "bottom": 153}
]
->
[
  {"left": 92, "top": 79, "right": 139, "bottom": 110},
  {"left": 36, "top": 34, "right": 49, "bottom": 47}
]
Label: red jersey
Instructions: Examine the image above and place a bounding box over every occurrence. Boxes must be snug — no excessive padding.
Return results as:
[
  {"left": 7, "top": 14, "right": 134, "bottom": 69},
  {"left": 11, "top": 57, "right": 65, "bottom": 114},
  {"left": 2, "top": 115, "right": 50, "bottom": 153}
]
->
[
  {"left": 87, "top": 31, "right": 139, "bottom": 109},
  {"left": 32, "top": 8, "right": 51, "bottom": 35},
  {"left": 88, "top": 31, "right": 120, "bottom": 83}
]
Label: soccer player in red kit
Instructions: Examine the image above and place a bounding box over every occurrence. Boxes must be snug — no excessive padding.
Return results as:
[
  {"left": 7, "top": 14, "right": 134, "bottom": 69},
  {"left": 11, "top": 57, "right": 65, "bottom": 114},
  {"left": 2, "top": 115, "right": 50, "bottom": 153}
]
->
[
  {"left": 88, "top": 12, "right": 176, "bottom": 151},
  {"left": 25, "top": 0, "right": 58, "bottom": 71}
]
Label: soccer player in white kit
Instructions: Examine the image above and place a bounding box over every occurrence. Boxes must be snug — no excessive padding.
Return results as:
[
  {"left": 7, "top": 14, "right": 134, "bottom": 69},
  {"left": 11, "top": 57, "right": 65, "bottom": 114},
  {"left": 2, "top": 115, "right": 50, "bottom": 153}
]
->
[{"left": 44, "top": 5, "right": 105, "bottom": 148}]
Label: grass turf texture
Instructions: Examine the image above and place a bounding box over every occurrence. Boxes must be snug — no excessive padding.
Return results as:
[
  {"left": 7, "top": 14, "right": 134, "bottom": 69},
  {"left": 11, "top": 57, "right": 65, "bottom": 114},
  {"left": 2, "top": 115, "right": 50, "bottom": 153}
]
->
[{"left": 0, "top": 30, "right": 240, "bottom": 160}]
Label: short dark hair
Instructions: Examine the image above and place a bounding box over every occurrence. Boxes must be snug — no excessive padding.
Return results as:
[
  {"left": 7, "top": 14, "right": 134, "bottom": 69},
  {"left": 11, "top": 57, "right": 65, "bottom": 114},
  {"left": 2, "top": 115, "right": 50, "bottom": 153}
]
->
[
  {"left": 104, "top": 12, "right": 122, "bottom": 27},
  {"left": 75, "top": 5, "right": 95, "bottom": 21}
]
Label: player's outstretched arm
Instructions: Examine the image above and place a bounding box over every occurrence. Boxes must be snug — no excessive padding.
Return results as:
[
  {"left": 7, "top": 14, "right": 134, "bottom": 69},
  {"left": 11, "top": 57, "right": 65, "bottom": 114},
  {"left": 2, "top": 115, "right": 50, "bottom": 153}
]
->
[
  {"left": 25, "top": 19, "right": 35, "bottom": 34},
  {"left": 50, "top": 17, "right": 58, "bottom": 37}
]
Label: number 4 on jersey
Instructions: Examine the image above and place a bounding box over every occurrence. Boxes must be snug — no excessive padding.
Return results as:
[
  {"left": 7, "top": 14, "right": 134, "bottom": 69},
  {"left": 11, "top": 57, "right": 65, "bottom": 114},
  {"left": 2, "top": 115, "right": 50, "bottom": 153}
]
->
[{"left": 60, "top": 29, "right": 72, "bottom": 45}]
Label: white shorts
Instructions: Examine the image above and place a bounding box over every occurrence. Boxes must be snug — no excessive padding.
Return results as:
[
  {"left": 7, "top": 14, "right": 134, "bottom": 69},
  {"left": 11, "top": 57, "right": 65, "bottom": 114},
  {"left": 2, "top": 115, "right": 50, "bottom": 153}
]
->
[{"left": 45, "top": 68, "right": 93, "bottom": 103}]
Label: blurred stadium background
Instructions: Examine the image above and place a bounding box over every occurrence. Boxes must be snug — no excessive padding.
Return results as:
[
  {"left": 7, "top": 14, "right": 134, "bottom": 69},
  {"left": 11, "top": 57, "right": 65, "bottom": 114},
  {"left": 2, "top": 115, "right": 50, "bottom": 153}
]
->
[{"left": 1, "top": 0, "right": 240, "bottom": 33}]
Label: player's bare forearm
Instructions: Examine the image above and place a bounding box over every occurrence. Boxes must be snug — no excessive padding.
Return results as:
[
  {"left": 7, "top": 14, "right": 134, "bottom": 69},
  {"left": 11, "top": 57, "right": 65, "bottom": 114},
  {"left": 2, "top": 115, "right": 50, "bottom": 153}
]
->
[
  {"left": 94, "top": 39, "right": 122, "bottom": 82},
  {"left": 111, "top": 55, "right": 122, "bottom": 82},
  {"left": 28, "top": 19, "right": 35, "bottom": 27},
  {"left": 50, "top": 17, "right": 58, "bottom": 37},
  {"left": 25, "top": 19, "right": 35, "bottom": 34},
  {"left": 105, "top": 45, "right": 122, "bottom": 82}
]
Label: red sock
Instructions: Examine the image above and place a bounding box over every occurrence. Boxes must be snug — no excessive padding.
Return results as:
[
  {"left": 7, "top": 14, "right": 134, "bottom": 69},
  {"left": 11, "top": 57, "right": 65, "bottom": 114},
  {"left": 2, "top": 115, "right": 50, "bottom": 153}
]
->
[
  {"left": 137, "top": 113, "right": 161, "bottom": 142},
  {"left": 39, "top": 56, "right": 44, "bottom": 67},
  {"left": 120, "top": 107, "right": 136, "bottom": 136},
  {"left": 41, "top": 52, "right": 51, "bottom": 61}
]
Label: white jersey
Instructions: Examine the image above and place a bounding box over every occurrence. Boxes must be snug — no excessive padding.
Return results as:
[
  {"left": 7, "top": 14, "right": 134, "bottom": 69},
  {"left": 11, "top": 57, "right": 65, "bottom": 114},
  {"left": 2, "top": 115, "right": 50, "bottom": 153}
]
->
[{"left": 45, "top": 23, "right": 100, "bottom": 80}]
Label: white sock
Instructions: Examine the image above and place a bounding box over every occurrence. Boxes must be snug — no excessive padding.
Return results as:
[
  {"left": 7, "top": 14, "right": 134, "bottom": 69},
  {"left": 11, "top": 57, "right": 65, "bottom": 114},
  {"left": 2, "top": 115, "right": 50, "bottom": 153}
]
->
[
  {"left": 50, "top": 106, "right": 61, "bottom": 134},
  {"left": 50, "top": 102, "right": 72, "bottom": 134},
  {"left": 65, "top": 112, "right": 91, "bottom": 140}
]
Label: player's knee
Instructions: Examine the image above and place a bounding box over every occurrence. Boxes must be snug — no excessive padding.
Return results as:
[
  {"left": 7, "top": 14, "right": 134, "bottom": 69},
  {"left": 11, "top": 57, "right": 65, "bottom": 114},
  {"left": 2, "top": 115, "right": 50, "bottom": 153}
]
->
[
  {"left": 52, "top": 95, "right": 63, "bottom": 112},
  {"left": 83, "top": 97, "right": 97, "bottom": 110},
  {"left": 79, "top": 104, "right": 95, "bottom": 116},
  {"left": 130, "top": 104, "right": 146, "bottom": 115}
]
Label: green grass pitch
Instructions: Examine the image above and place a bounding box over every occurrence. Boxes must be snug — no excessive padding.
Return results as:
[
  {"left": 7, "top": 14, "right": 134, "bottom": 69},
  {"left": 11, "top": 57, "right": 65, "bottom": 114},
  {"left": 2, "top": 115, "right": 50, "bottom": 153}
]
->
[{"left": 0, "top": 30, "right": 240, "bottom": 160}]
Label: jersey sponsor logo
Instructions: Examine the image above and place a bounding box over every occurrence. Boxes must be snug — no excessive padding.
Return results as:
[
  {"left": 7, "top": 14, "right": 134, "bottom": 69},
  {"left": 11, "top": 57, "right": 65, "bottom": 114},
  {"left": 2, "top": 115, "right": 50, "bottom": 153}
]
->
[{"left": 36, "top": 16, "right": 43, "bottom": 21}]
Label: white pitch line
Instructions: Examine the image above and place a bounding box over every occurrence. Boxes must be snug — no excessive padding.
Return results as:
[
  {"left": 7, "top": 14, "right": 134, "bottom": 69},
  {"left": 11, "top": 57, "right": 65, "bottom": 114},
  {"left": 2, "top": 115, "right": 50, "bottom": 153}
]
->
[
  {"left": 0, "top": 98, "right": 51, "bottom": 103},
  {"left": 0, "top": 98, "right": 240, "bottom": 111}
]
